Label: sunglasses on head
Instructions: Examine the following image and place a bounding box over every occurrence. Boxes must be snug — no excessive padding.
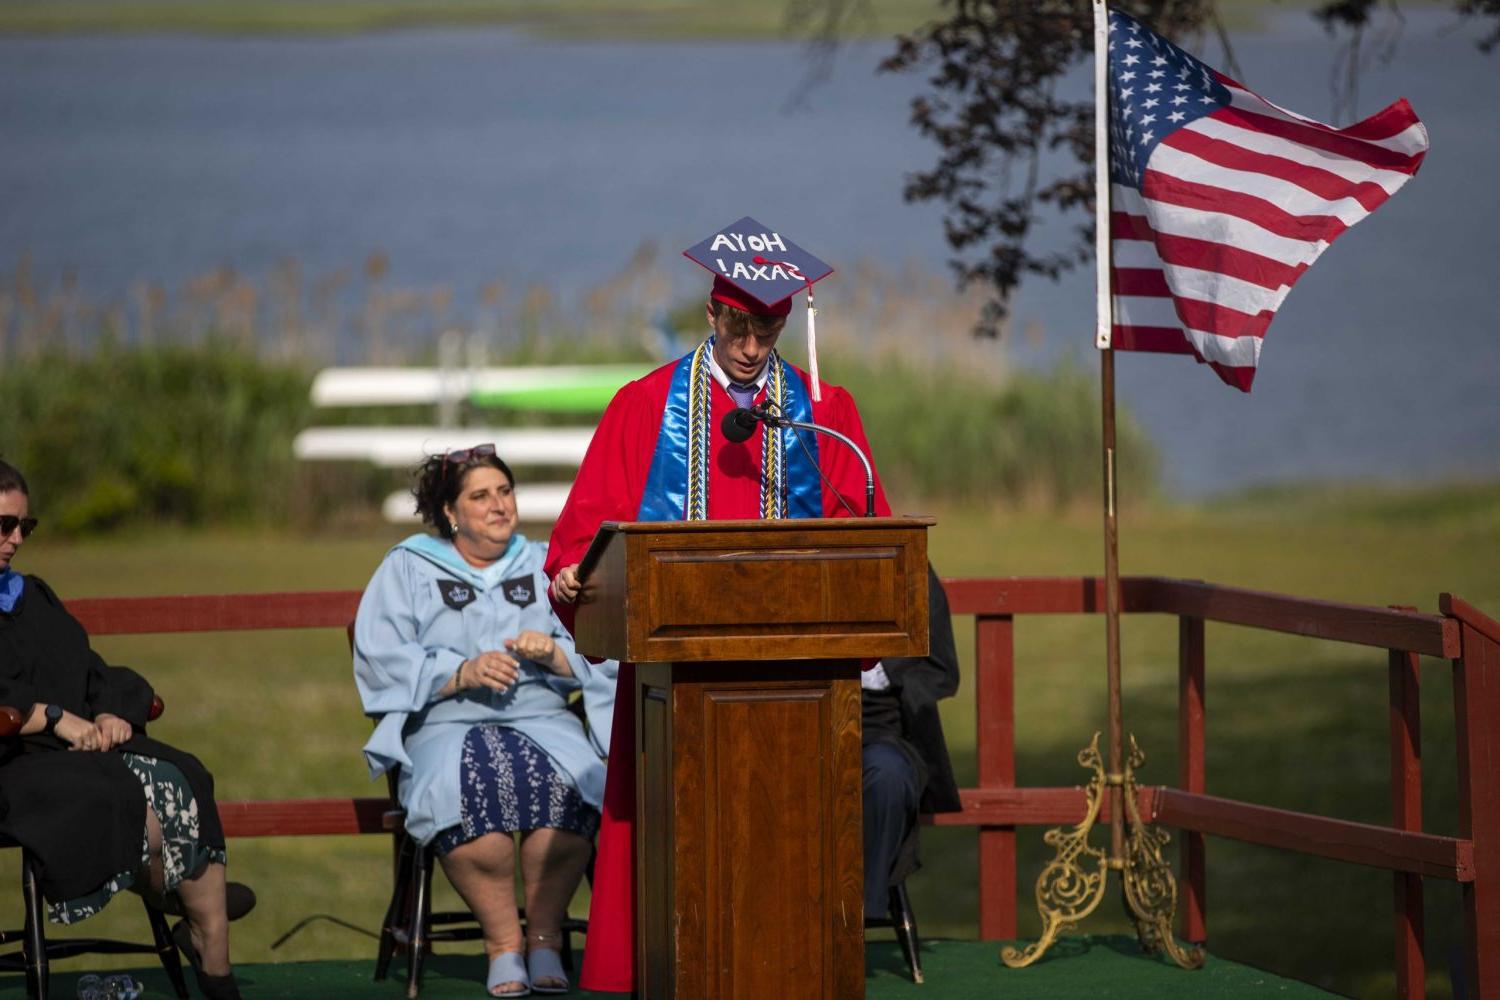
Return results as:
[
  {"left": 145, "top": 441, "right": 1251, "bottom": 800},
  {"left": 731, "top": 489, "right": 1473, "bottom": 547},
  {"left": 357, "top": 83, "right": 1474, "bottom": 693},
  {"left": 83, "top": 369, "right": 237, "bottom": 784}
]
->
[
  {"left": 0, "top": 516, "right": 37, "bottom": 539},
  {"left": 441, "top": 443, "right": 497, "bottom": 476}
]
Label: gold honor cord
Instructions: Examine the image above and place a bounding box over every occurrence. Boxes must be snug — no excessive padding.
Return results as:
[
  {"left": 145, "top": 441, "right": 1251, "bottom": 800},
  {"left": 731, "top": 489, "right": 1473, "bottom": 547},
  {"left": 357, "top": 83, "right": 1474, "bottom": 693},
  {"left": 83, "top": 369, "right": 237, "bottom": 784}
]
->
[{"left": 686, "top": 339, "right": 791, "bottom": 521}]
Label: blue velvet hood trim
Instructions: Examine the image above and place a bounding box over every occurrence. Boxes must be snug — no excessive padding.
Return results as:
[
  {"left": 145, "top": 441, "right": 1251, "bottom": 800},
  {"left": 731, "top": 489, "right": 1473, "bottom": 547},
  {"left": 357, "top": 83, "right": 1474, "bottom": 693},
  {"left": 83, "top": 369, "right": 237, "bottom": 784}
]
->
[{"left": 394, "top": 533, "right": 528, "bottom": 591}]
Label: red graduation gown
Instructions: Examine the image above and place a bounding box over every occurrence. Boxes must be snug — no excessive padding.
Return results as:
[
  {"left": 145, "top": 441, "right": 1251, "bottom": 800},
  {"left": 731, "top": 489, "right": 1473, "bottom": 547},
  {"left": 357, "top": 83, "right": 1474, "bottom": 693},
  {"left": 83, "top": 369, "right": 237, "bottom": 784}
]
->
[{"left": 545, "top": 356, "right": 891, "bottom": 993}]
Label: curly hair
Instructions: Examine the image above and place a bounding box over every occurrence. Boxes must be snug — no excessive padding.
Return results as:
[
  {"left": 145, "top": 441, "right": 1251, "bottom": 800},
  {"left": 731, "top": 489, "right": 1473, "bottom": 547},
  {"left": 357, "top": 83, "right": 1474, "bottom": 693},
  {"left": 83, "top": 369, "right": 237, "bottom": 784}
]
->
[
  {"left": 411, "top": 448, "right": 515, "bottom": 539},
  {"left": 0, "top": 459, "right": 28, "bottom": 496}
]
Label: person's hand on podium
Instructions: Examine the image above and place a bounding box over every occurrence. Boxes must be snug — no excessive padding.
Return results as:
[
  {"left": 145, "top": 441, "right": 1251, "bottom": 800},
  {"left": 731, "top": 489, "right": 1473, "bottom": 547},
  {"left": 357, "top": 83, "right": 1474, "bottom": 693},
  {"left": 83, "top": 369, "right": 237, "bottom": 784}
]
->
[{"left": 550, "top": 563, "right": 582, "bottom": 604}]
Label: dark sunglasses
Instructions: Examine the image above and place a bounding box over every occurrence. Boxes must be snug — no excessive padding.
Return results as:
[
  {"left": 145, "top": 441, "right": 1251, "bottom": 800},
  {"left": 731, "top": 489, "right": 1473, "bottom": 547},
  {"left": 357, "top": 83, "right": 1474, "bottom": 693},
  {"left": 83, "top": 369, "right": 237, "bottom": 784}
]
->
[
  {"left": 441, "top": 443, "right": 497, "bottom": 476},
  {"left": 0, "top": 515, "right": 37, "bottom": 539}
]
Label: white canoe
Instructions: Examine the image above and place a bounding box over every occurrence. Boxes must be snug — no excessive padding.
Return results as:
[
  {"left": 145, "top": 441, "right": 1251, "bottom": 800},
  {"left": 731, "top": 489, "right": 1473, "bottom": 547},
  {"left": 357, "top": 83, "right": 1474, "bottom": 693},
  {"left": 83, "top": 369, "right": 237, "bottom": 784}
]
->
[
  {"left": 381, "top": 481, "right": 573, "bottom": 524},
  {"left": 292, "top": 426, "right": 595, "bottom": 468}
]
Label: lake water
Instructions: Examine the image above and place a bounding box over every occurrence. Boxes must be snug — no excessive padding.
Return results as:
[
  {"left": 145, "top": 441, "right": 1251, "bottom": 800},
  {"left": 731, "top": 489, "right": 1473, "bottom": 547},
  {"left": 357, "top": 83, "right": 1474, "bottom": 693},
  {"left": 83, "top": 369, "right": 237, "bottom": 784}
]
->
[{"left": 1, "top": 11, "right": 1496, "bottom": 496}]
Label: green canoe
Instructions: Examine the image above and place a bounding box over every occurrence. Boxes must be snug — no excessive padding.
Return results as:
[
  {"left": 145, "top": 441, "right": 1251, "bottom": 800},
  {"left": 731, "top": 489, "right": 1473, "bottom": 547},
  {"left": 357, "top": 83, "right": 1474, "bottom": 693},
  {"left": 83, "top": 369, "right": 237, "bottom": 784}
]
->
[{"left": 468, "top": 364, "right": 650, "bottom": 413}]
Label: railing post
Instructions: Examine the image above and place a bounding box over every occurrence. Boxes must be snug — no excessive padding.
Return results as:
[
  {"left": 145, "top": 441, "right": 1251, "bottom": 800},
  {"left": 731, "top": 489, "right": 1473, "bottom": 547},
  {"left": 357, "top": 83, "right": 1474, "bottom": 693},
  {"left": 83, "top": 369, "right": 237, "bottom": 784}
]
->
[
  {"left": 1450, "top": 614, "right": 1500, "bottom": 998},
  {"left": 1177, "top": 614, "right": 1206, "bottom": 944},
  {"left": 1387, "top": 607, "right": 1425, "bottom": 1000},
  {"left": 976, "top": 612, "right": 1016, "bottom": 941}
]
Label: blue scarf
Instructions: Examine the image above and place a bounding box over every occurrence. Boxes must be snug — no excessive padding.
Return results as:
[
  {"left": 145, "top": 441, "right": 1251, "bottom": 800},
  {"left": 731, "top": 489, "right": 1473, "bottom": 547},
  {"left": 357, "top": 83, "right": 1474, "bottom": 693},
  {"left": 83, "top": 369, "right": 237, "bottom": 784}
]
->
[
  {"left": 0, "top": 569, "right": 21, "bottom": 613},
  {"left": 395, "top": 533, "right": 528, "bottom": 591},
  {"left": 638, "top": 340, "right": 821, "bottom": 521}
]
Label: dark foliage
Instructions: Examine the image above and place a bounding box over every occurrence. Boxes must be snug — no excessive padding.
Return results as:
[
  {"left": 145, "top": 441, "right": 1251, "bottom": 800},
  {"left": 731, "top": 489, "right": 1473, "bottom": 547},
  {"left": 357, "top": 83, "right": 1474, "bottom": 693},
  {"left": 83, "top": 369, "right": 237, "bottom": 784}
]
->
[
  {"left": 878, "top": 0, "right": 1208, "bottom": 337},
  {"left": 873, "top": 0, "right": 1497, "bottom": 337},
  {"left": 1320, "top": 0, "right": 1500, "bottom": 51}
]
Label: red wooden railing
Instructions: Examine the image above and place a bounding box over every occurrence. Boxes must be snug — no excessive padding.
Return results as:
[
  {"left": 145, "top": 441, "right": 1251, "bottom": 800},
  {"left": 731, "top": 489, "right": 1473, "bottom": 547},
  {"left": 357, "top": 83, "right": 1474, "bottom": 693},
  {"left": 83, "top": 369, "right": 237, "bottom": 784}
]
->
[
  {"left": 39, "top": 577, "right": 1500, "bottom": 996},
  {"left": 63, "top": 590, "right": 389, "bottom": 838},
  {"left": 939, "top": 576, "right": 1497, "bottom": 1000}
]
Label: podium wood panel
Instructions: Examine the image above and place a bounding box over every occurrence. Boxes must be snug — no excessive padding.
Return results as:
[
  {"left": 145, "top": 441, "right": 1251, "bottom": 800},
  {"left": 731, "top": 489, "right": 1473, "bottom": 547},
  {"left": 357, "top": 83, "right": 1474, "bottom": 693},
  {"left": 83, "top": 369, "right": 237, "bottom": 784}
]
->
[
  {"left": 637, "top": 662, "right": 864, "bottom": 1000},
  {"left": 573, "top": 518, "right": 933, "bottom": 999},
  {"left": 573, "top": 518, "right": 932, "bottom": 664}
]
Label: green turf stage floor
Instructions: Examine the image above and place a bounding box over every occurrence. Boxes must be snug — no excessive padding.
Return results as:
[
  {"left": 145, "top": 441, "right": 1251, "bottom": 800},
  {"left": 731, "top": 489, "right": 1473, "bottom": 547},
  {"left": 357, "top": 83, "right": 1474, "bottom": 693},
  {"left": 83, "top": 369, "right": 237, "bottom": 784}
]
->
[{"left": 0, "top": 937, "right": 1338, "bottom": 998}]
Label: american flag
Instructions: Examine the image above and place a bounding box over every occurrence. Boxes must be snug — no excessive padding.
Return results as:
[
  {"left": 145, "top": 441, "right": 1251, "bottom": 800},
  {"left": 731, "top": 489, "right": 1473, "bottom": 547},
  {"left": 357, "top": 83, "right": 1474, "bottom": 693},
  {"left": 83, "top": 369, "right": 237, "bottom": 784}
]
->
[{"left": 1106, "top": 10, "right": 1429, "bottom": 391}]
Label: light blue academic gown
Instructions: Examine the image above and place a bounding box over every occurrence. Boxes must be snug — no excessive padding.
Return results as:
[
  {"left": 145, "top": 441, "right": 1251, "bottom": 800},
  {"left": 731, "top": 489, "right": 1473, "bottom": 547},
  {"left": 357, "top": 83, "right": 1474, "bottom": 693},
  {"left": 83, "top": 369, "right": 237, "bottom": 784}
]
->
[{"left": 353, "top": 533, "right": 617, "bottom": 845}]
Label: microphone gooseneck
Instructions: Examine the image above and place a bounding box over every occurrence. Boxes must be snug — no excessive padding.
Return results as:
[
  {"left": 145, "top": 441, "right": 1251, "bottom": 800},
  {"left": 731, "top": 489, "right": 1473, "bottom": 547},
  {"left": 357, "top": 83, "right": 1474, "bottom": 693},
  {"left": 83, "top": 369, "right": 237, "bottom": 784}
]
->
[{"left": 719, "top": 404, "right": 877, "bottom": 517}]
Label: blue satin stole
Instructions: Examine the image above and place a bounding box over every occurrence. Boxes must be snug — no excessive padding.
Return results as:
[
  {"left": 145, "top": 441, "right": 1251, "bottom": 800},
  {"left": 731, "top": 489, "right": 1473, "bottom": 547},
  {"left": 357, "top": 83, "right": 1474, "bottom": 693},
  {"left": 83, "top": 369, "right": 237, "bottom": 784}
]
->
[{"left": 638, "top": 345, "right": 821, "bottom": 520}]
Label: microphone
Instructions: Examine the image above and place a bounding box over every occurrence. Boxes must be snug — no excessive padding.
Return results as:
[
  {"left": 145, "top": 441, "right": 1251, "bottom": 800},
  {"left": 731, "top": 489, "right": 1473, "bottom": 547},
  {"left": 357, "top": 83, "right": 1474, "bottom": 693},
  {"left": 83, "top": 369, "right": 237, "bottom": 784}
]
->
[
  {"left": 719, "top": 405, "right": 877, "bottom": 517},
  {"left": 720, "top": 407, "right": 759, "bottom": 444}
]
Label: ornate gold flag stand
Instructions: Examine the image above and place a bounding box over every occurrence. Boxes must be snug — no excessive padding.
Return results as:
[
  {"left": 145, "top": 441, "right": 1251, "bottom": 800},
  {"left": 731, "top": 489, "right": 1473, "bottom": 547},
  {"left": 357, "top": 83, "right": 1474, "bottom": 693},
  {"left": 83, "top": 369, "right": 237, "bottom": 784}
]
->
[
  {"left": 1001, "top": 0, "right": 1203, "bottom": 972},
  {"left": 999, "top": 348, "right": 1203, "bottom": 972}
]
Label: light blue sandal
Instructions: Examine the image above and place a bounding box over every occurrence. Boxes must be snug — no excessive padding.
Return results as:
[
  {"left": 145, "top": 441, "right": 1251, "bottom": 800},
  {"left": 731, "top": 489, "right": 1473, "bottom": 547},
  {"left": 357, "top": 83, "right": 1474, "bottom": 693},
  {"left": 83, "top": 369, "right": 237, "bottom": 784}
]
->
[
  {"left": 486, "top": 951, "right": 530, "bottom": 998},
  {"left": 526, "top": 946, "right": 570, "bottom": 995}
]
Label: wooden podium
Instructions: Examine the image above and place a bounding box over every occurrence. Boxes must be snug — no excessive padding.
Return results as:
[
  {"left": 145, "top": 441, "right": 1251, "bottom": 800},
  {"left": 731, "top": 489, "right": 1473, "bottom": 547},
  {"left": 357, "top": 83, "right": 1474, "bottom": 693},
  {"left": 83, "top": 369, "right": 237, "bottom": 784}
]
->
[{"left": 573, "top": 517, "right": 933, "bottom": 1000}]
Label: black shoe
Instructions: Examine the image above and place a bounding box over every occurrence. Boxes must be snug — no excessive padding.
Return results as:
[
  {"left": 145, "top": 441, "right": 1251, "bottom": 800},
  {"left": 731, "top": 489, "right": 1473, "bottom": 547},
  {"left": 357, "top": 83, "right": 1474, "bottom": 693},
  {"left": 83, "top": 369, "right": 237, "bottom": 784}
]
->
[
  {"left": 156, "top": 882, "right": 257, "bottom": 922},
  {"left": 171, "top": 919, "right": 243, "bottom": 1000}
]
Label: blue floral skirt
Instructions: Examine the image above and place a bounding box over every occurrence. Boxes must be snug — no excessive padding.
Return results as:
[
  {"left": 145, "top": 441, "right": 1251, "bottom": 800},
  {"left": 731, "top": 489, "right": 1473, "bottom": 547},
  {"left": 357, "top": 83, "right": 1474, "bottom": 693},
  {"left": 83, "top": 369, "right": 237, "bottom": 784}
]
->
[
  {"left": 51, "top": 753, "right": 226, "bottom": 925},
  {"left": 432, "top": 725, "right": 599, "bottom": 856}
]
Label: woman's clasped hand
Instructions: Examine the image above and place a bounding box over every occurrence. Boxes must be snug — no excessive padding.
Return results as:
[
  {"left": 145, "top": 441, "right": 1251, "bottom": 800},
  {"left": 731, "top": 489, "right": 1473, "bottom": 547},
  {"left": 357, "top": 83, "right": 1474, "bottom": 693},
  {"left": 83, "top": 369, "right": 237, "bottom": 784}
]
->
[
  {"left": 456, "top": 650, "right": 521, "bottom": 694},
  {"left": 455, "top": 629, "right": 572, "bottom": 696},
  {"left": 504, "top": 628, "right": 563, "bottom": 667},
  {"left": 52, "top": 710, "right": 133, "bottom": 751}
]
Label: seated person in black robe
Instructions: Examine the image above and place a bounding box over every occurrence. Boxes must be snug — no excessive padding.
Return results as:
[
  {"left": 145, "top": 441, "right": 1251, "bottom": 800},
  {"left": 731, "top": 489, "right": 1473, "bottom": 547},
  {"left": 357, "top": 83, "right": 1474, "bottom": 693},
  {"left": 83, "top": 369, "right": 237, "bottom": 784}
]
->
[
  {"left": 0, "top": 460, "right": 247, "bottom": 1000},
  {"left": 862, "top": 564, "right": 963, "bottom": 916}
]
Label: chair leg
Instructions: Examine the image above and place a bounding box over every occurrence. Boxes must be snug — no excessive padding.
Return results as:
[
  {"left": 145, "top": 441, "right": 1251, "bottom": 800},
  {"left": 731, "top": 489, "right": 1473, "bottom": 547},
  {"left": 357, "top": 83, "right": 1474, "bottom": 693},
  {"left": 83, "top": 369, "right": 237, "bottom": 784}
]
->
[
  {"left": 21, "top": 853, "right": 47, "bottom": 1000},
  {"left": 405, "top": 844, "right": 434, "bottom": 1000},
  {"left": 889, "top": 882, "right": 924, "bottom": 985},
  {"left": 143, "top": 899, "right": 190, "bottom": 999},
  {"left": 376, "top": 834, "right": 413, "bottom": 982}
]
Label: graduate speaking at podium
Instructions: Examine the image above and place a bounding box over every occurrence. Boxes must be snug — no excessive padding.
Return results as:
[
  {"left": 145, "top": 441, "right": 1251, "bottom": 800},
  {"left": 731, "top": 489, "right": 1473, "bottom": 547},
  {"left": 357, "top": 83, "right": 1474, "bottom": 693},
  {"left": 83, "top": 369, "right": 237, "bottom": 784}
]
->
[{"left": 545, "top": 217, "right": 892, "bottom": 993}]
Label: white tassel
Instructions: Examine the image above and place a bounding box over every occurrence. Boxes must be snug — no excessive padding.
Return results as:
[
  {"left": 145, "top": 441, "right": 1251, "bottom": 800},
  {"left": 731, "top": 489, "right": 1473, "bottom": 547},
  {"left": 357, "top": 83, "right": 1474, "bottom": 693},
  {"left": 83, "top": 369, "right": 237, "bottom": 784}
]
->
[{"left": 806, "top": 289, "right": 821, "bottom": 402}]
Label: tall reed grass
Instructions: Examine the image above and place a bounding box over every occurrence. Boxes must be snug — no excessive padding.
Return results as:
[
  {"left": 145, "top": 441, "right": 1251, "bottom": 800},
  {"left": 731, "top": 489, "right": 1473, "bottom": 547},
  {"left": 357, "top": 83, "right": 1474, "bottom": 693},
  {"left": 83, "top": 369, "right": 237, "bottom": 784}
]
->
[
  {"left": 0, "top": 245, "right": 678, "bottom": 367},
  {"left": 0, "top": 244, "right": 1015, "bottom": 370},
  {"left": 0, "top": 248, "right": 1160, "bottom": 530},
  {"left": 0, "top": 342, "right": 311, "bottom": 532},
  {"left": 1, "top": 339, "right": 1147, "bottom": 533},
  {"left": 830, "top": 352, "right": 1158, "bottom": 507}
]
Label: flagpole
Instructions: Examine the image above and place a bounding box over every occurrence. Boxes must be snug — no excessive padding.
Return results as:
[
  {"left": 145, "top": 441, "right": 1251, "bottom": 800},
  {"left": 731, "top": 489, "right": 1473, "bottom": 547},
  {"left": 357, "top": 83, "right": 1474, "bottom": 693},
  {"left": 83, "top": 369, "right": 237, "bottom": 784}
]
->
[
  {"left": 1090, "top": 0, "right": 1126, "bottom": 870},
  {"left": 1005, "top": 0, "right": 1422, "bottom": 972},
  {"left": 1101, "top": 349, "right": 1124, "bottom": 864},
  {"left": 1002, "top": 1, "right": 1202, "bottom": 971}
]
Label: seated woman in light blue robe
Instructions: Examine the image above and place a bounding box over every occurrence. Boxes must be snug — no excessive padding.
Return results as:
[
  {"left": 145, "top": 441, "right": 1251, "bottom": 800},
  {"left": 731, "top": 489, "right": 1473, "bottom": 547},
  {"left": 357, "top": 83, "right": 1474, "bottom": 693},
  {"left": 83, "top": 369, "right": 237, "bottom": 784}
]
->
[{"left": 354, "top": 444, "right": 617, "bottom": 998}]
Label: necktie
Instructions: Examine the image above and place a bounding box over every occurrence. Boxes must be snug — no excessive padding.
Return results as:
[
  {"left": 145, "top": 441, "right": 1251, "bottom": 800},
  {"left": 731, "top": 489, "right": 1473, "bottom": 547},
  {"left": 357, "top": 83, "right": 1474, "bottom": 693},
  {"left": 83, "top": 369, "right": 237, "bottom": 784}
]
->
[{"left": 728, "top": 382, "right": 757, "bottom": 411}]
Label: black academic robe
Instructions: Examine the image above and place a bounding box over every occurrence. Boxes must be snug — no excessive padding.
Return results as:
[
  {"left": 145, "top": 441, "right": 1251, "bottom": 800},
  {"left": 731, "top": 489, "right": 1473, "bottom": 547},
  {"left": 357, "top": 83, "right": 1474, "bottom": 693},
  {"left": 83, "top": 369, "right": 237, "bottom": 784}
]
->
[
  {"left": 0, "top": 576, "right": 224, "bottom": 902},
  {"left": 862, "top": 564, "right": 963, "bottom": 840}
]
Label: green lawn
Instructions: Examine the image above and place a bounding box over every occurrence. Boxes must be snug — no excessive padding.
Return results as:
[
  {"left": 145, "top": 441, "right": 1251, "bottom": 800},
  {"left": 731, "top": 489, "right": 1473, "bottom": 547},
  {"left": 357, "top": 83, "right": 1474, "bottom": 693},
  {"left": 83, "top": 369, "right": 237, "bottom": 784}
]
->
[
  {"left": 0, "top": 0, "right": 1340, "bottom": 38},
  {"left": 2, "top": 938, "right": 1345, "bottom": 999},
  {"left": 3, "top": 482, "right": 1495, "bottom": 998},
  {"left": 0, "top": 0, "right": 946, "bottom": 39}
]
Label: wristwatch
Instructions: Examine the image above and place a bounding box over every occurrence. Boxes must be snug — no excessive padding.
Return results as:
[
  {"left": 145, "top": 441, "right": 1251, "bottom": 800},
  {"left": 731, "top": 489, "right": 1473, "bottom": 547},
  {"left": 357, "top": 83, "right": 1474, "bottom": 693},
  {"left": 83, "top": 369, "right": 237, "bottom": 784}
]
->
[{"left": 42, "top": 704, "right": 63, "bottom": 735}]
